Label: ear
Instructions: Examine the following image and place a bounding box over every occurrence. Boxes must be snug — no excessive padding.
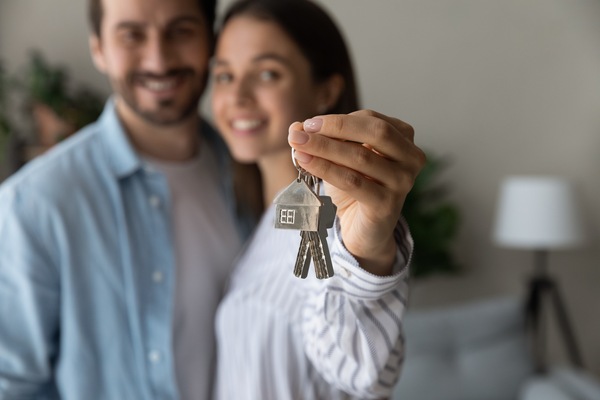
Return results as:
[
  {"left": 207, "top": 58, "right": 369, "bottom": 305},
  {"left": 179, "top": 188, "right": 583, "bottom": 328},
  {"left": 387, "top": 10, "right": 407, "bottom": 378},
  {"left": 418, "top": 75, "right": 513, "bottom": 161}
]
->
[
  {"left": 89, "top": 34, "right": 107, "bottom": 74},
  {"left": 316, "top": 74, "right": 344, "bottom": 114}
]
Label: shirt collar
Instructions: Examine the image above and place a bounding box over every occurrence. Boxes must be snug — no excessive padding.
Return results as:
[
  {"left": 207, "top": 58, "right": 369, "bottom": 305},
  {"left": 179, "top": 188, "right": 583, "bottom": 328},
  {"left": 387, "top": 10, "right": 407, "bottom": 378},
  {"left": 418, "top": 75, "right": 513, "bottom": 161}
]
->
[
  {"left": 97, "top": 97, "right": 142, "bottom": 179},
  {"left": 96, "top": 97, "right": 229, "bottom": 181}
]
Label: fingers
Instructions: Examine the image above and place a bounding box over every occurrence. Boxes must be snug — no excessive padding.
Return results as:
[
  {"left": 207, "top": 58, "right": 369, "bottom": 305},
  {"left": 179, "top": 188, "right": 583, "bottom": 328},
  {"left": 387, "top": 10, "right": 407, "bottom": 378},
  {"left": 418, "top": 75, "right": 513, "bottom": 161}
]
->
[
  {"left": 291, "top": 127, "right": 390, "bottom": 182},
  {"left": 303, "top": 110, "right": 416, "bottom": 159},
  {"left": 288, "top": 111, "right": 425, "bottom": 274},
  {"left": 288, "top": 111, "right": 425, "bottom": 197}
]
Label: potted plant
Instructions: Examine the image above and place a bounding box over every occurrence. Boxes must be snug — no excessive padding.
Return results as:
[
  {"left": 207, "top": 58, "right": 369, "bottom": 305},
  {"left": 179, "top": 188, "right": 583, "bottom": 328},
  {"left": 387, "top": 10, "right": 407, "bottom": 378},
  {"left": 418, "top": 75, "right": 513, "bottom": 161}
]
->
[
  {"left": 17, "top": 51, "right": 104, "bottom": 152},
  {"left": 0, "top": 62, "right": 12, "bottom": 166},
  {"left": 402, "top": 152, "right": 461, "bottom": 279}
]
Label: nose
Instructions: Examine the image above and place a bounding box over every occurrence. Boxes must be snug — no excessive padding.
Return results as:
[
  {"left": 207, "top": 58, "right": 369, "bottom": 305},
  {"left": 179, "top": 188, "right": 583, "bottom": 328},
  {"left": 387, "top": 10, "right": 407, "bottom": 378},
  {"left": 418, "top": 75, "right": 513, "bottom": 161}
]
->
[
  {"left": 141, "top": 34, "right": 173, "bottom": 74},
  {"left": 232, "top": 76, "right": 255, "bottom": 106}
]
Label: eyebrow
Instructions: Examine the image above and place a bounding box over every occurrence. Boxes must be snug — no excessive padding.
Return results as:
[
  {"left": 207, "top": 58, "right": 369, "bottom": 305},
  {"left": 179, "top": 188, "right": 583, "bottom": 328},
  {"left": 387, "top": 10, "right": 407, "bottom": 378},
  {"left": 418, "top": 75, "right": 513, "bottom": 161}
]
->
[
  {"left": 213, "top": 52, "right": 293, "bottom": 68},
  {"left": 115, "top": 16, "right": 203, "bottom": 31},
  {"left": 253, "top": 53, "right": 292, "bottom": 66}
]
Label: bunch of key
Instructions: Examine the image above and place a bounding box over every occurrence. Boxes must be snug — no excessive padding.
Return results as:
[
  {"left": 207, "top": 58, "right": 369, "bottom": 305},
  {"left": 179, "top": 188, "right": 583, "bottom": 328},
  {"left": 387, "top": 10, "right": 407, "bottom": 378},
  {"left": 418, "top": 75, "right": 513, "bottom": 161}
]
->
[{"left": 273, "top": 168, "right": 336, "bottom": 279}]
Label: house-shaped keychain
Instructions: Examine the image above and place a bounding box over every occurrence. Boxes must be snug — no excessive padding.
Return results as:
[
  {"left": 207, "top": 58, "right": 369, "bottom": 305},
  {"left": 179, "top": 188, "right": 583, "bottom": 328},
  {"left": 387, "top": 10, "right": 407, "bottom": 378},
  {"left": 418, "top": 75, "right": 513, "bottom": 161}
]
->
[
  {"left": 273, "top": 178, "right": 323, "bottom": 231},
  {"left": 273, "top": 175, "right": 337, "bottom": 279}
]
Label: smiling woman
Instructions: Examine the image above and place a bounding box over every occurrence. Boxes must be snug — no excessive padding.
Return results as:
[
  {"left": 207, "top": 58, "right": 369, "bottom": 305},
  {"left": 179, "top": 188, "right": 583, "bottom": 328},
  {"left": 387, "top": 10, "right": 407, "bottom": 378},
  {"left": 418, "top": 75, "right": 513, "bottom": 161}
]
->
[
  {"left": 211, "top": 16, "right": 339, "bottom": 165},
  {"left": 208, "top": 0, "right": 425, "bottom": 399}
]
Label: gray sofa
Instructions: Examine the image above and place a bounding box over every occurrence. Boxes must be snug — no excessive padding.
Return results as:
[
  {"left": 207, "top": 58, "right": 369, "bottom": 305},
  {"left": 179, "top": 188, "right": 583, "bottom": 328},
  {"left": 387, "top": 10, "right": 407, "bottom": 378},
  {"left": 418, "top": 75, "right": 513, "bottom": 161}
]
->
[{"left": 393, "top": 296, "right": 600, "bottom": 400}]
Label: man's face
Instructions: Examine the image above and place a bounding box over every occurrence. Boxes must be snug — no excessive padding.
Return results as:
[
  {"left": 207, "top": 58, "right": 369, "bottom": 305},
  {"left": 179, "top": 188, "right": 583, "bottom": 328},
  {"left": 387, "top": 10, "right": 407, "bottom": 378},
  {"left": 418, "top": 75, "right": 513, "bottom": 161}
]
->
[{"left": 90, "top": 0, "right": 211, "bottom": 126}]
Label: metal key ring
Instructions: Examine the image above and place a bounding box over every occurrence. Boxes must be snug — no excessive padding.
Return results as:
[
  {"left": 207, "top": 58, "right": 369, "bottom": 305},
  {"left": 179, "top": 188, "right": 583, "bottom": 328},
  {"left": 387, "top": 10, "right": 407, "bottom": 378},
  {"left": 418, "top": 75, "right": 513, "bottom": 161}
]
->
[
  {"left": 291, "top": 147, "right": 301, "bottom": 171},
  {"left": 291, "top": 148, "right": 320, "bottom": 191},
  {"left": 291, "top": 148, "right": 307, "bottom": 180}
]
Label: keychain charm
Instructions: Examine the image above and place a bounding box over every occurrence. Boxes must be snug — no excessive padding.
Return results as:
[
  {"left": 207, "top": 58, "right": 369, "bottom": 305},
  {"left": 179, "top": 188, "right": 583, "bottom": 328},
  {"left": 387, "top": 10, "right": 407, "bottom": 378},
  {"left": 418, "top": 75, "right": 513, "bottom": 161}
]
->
[{"left": 273, "top": 149, "right": 336, "bottom": 279}]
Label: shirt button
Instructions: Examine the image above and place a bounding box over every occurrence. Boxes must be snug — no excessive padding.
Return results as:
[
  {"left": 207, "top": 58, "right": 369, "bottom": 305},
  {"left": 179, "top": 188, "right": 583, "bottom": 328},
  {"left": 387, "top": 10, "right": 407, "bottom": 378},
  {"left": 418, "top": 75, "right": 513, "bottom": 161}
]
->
[
  {"left": 340, "top": 267, "right": 352, "bottom": 278},
  {"left": 149, "top": 195, "right": 161, "bottom": 208},
  {"left": 148, "top": 350, "right": 161, "bottom": 363},
  {"left": 152, "top": 271, "right": 163, "bottom": 283}
]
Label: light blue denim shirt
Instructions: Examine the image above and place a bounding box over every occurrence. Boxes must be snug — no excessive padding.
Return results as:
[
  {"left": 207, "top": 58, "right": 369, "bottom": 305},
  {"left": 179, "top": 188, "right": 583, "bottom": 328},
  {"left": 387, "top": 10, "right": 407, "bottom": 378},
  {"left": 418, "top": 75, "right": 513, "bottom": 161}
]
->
[{"left": 0, "top": 100, "right": 249, "bottom": 400}]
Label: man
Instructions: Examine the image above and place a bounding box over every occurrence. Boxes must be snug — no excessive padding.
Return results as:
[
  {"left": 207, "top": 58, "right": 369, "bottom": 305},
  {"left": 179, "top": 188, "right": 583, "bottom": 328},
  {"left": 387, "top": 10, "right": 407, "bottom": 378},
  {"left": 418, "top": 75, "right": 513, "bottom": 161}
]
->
[
  {"left": 0, "top": 0, "right": 424, "bottom": 398},
  {"left": 1, "top": 1, "right": 241, "bottom": 399}
]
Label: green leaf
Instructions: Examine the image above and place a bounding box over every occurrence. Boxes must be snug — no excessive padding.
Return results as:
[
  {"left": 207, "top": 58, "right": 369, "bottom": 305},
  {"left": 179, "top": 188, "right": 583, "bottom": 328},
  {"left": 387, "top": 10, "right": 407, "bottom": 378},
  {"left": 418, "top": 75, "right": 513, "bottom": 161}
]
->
[{"left": 403, "top": 151, "right": 461, "bottom": 279}]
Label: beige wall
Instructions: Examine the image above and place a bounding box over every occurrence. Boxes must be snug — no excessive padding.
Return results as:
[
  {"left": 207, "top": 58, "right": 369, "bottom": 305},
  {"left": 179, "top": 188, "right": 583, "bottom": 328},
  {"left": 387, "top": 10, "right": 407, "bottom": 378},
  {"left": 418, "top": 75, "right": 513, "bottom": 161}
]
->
[{"left": 2, "top": 0, "right": 599, "bottom": 376}]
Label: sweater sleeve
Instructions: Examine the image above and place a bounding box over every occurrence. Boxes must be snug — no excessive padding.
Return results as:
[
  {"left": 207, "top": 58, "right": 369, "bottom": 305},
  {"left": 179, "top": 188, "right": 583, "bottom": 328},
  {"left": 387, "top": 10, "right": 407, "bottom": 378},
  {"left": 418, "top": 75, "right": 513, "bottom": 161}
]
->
[{"left": 300, "top": 217, "right": 412, "bottom": 399}]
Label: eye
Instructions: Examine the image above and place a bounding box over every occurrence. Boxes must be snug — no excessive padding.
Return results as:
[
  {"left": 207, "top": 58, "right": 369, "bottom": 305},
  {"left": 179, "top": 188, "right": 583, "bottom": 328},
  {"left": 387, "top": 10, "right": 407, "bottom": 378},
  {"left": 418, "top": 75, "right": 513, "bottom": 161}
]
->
[
  {"left": 169, "top": 26, "right": 196, "bottom": 39},
  {"left": 120, "top": 29, "right": 145, "bottom": 45},
  {"left": 213, "top": 71, "right": 233, "bottom": 85},
  {"left": 259, "top": 70, "right": 280, "bottom": 82}
]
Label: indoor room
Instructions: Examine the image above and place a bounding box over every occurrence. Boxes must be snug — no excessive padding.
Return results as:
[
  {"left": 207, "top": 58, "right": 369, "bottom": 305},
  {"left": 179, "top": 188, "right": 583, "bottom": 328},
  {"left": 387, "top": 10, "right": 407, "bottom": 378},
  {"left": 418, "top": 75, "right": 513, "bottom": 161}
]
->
[{"left": 1, "top": 0, "right": 599, "bottom": 399}]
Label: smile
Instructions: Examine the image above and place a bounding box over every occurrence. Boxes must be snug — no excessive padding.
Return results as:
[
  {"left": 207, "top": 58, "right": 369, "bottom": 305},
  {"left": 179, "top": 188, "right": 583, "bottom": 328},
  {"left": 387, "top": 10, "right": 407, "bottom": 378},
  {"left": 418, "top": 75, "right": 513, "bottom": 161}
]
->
[
  {"left": 132, "top": 69, "right": 193, "bottom": 94},
  {"left": 144, "top": 79, "right": 177, "bottom": 91},
  {"left": 140, "top": 77, "right": 180, "bottom": 92},
  {"left": 232, "top": 119, "right": 263, "bottom": 130}
]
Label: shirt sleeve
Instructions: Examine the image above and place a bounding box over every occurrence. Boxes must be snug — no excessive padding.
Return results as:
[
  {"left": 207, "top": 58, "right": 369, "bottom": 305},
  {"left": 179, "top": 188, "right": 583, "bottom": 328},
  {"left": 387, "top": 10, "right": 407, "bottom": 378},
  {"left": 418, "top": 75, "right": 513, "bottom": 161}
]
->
[
  {"left": 0, "top": 185, "right": 60, "bottom": 399},
  {"left": 300, "top": 216, "right": 412, "bottom": 399}
]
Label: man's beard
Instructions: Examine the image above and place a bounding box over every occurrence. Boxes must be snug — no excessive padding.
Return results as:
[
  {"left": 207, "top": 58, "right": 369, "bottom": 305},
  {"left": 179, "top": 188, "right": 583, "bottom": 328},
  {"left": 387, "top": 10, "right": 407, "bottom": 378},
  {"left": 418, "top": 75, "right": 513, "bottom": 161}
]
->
[
  {"left": 115, "top": 68, "right": 204, "bottom": 126},
  {"left": 135, "top": 97, "right": 199, "bottom": 126}
]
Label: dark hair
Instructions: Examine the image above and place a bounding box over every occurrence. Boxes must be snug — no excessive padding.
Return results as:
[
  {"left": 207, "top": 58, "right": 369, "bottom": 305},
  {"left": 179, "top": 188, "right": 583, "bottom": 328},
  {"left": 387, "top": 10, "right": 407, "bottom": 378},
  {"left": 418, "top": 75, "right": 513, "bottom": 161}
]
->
[
  {"left": 88, "top": 0, "right": 217, "bottom": 41},
  {"left": 219, "top": 0, "right": 360, "bottom": 114}
]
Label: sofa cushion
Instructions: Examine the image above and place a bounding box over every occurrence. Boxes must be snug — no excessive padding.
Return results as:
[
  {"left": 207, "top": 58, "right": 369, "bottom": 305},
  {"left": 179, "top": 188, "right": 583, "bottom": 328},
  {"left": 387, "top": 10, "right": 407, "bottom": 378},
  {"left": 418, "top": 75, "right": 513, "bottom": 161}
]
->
[
  {"left": 520, "top": 376, "right": 573, "bottom": 400},
  {"left": 393, "top": 296, "right": 534, "bottom": 400}
]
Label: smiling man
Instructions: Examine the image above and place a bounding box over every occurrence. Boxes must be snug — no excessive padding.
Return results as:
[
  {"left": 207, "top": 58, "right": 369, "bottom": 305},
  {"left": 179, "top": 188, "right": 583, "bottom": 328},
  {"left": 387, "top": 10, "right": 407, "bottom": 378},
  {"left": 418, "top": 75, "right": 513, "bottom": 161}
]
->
[
  {"left": 0, "top": 0, "right": 249, "bottom": 399},
  {"left": 89, "top": 0, "right": 213, "bottom": 157}
]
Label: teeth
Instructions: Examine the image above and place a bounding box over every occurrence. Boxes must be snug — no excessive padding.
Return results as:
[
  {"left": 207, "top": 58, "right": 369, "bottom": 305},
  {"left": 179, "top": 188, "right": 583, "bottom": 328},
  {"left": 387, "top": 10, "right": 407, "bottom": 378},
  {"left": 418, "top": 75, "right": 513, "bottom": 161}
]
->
[
  {"left": 144, "top": 79, "right": 177, "bottom": 91},
  {"left": 232, "top": 119, "right": 261, "bottom": 130}
]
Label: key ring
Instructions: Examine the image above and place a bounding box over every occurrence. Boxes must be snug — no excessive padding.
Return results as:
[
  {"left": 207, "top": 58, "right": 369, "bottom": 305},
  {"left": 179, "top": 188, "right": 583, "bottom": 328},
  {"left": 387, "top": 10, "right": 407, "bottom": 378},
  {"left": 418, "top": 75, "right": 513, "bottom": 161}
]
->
[
  {"left": 291, "top": 148, "right": 304, "bottom": 173},
  {"left": 291, "top": 148, "right": 320, "bottom": 193},
  {"left": 291, "top": 148, "right": 307, "bottom": 181}
]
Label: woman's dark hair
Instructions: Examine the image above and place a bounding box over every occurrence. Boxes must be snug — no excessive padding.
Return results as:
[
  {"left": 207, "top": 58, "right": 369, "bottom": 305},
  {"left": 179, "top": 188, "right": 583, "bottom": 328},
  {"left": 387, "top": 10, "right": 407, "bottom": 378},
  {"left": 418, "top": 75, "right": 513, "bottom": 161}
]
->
[
  {"left": 219, "top": 0, "right": 360, "bottom": 114},
  {"left": 88, "top": 0, "right": 217, "bottom": 43},
  {"left": 222, "top": 0, "right": 361, "bottom": 217}
]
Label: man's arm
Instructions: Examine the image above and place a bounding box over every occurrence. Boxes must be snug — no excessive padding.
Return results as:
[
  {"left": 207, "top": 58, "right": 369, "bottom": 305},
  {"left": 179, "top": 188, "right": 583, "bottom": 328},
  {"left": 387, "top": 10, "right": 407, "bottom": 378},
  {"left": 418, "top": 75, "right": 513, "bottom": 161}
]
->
[{"left": 0, "top": 185, "right": 60, "bottom": 399}]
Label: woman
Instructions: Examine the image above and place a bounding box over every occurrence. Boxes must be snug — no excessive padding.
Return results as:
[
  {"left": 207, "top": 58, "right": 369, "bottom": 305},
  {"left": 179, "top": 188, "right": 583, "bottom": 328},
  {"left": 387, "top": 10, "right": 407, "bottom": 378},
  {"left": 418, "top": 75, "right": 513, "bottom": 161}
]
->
[{"left": 210, "top": 0, "right": 424, "bottom": 398}]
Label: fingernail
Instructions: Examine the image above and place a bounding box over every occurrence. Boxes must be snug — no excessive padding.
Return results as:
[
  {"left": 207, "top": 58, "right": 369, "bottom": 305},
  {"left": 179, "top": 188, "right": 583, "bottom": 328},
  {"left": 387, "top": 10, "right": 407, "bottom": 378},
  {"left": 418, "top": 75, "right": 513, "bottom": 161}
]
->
[
  {"left": 288, "top": 130, "right": 309, "bottom": 145},
  {"left": 293, "top": 150, "right": 313, "bottom": 164},
  {"left": 303, "top": 118, "right": 323, "bottom": 133}
]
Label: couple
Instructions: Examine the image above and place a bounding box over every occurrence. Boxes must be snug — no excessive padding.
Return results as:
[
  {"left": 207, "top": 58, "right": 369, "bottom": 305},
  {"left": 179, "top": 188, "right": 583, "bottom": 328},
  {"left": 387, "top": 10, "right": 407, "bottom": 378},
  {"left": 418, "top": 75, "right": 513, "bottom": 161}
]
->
[{"left": 0, "top": 0, "right": 425, "bottom": 399}]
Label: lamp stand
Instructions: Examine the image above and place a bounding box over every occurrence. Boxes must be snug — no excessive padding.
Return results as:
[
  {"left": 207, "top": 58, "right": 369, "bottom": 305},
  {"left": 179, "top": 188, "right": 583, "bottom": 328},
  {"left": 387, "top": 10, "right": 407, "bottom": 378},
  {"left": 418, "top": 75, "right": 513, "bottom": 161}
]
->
[{"left": 525, "top": 249, "right": 584, "bottom": 374}]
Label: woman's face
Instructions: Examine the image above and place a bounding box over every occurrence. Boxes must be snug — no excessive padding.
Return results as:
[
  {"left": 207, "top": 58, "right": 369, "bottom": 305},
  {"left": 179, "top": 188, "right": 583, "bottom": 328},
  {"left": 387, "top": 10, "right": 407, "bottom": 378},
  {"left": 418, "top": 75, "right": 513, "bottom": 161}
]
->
[{"left": 211, "top": 16, "right": 325, "bottom": 163}]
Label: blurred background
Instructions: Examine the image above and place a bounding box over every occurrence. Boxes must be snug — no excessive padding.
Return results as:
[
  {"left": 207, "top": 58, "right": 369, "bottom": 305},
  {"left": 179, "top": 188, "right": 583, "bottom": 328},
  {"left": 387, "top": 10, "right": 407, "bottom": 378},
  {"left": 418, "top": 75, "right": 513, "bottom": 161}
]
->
[{"left": 1, "top": 0, "right": 599, "bottom": 384}]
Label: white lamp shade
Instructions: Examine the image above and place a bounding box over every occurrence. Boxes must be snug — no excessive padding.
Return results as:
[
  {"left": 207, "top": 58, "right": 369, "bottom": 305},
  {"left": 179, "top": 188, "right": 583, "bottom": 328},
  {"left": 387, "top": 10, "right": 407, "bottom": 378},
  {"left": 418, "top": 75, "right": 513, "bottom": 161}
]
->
[{"left": 493, "top": 176, "right": 586, "bottom": 250}]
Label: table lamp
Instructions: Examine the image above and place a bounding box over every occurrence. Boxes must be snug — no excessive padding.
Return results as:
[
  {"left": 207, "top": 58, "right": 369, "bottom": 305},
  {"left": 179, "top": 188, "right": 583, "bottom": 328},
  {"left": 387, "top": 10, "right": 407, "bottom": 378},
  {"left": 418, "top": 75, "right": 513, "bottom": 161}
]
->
[{"left": 492, "top": 176, "right": 586, "bottom": 374}]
